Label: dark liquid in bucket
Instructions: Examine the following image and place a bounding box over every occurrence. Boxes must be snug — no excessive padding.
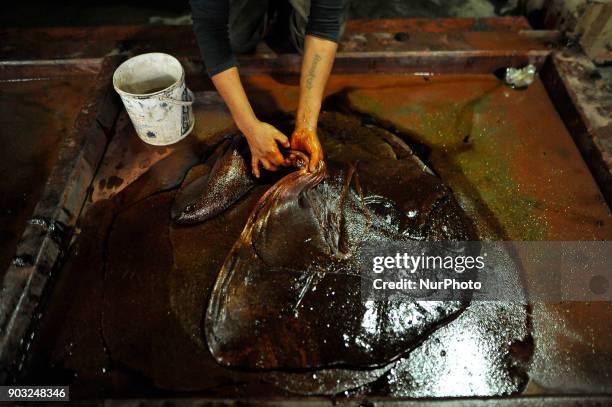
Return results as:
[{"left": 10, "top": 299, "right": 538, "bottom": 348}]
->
[
  {"left": 144, "top": 86, "right": 170, "bottom": 93},
  {"left": 126, "top": 75, "right": 176, "bottom": 95}
]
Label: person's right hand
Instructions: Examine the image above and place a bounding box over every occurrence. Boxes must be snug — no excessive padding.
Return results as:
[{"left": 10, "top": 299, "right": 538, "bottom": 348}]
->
[{"left": 242, "top": 120, "right": 290, "bottom": 178}]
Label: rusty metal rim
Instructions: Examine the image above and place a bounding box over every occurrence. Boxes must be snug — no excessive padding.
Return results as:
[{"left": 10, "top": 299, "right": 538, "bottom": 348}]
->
[
  {"left": 0, "top": 25, "right": 559, "bottom": 386},
  {"left": 0, "top": 56, "right": 122, "bottom": 384},
  {"left": 236, "top": 52, "right": 551, "bottom": 75},
  {"left": 0, "top": 58, "right": 103, "bottom": 82},
  {"left": 0, "top": 19, "right": 607, "bottom": 396},
  {"left": 539, "top": 51, "right": 612, "bottom": 209}
]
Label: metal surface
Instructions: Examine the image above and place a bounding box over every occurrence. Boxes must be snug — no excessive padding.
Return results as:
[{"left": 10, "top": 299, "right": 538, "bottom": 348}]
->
[
  {"left": 21, "top": 76, "right": 612, "bottom": 400},
  {"left": 540, "top": 49, "right": 612, "bottom": 207},
  {"left": 0, "top": 73, "right": 96, "bottom": 276},
  {"left": 0, "top": 57, "right": 106, "bottom": 276},
  {"left": 0, "top": 57, "right": 120, "bottom": 383},
  {"left": 0, "top": 17, "right": 610, "bottom": 404},
  {"left": 0, "top": 19, "right": 559, "bottom": 76},
  {"left": 0, "top": 59, "right": 102, "bottom": 82},
  {"left": 0, "top": 17, "right": 535, "bottom": 60}
]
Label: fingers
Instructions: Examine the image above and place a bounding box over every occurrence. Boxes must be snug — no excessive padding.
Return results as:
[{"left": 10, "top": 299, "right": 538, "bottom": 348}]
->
[
  {"left": 268, "top": 149, "right": 286, "bottom": 167},
  {"left": 252, "top": 156, "right": 282, "bottom": 177},
  {"left": 309, "top": 149, "right": 320, "bottom": 172},
  {"left": 261, "top": 159, "right": 278, "bottom": 172},
  {"left": 279, "top": 154, "right": 292, "bottom": 166},
  {"left": 265, "top": 143, "right": 292, "bottom": 167},
  {"left": 247, "top": 122, "right": 293, "bottom": 174},
  {"left": 274, "top": 132, "right": 290, "bottom": 149},
  {"left": 251, "top": 157, "right": 260, "bottom": 178}
]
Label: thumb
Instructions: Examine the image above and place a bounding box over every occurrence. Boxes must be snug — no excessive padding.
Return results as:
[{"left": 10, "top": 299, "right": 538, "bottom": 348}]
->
[
  {"left": 309, "top": 150, "right": 320, "bottom": 172},
  {"left": 251, "top": 158, "right": 261, "bottom": 178}
]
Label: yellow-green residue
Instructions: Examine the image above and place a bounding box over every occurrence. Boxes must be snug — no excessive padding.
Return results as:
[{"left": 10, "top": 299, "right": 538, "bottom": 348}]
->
[{"left": 347, "top": 82, "right": 549, "bottom": 240}]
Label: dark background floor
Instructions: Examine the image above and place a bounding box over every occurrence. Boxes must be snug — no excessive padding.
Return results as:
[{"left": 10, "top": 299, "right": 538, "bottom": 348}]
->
[{"left": 1, "top": 0, "right": 522, "bottom": 27}]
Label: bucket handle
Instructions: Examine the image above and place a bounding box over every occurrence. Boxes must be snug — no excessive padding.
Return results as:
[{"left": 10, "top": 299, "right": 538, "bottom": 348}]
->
[{"left": 158, "top": 88, "right": 194, "bottom": 106}]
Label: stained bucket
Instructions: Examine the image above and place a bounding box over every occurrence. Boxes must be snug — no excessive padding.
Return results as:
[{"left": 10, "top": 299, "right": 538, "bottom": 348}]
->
[{"left": 113, "top": 53, "right": 195, "bottom": 146}]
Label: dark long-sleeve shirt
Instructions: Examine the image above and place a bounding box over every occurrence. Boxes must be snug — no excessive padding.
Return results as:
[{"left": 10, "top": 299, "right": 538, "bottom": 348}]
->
[{"left": 190, "top": 0, "right": 343, "bottom": 76}]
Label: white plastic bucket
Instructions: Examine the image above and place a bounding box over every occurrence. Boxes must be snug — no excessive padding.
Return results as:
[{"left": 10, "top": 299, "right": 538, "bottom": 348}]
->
[{"left": 113, "top": 53, "right": 195, "bottom": 146}]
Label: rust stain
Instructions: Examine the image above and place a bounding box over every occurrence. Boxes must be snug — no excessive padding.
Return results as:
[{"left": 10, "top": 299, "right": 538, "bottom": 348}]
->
[
  {"left": 26, "top": 73, "right": 612, "bottom": 398},
  {"left": 0, "top": 76, "right": 94, "bottom": 275}
]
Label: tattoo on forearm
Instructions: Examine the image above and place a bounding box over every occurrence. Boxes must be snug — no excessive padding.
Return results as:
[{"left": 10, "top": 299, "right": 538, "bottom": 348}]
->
[{"left": 305, "top": 53, "right": 322, "bottom": 90}]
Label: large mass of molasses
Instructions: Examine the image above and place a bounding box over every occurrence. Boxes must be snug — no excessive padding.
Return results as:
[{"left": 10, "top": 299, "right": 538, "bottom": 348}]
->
[{"left": 173, "top": 112, "right": 478, "bottom": 370}]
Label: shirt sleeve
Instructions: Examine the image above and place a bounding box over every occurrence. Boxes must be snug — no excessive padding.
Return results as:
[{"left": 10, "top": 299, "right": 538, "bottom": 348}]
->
[
  {"left": 190, "top": 0, "right": 237, "bottom": 77},
  {"left": 306, "top": 0, "right": 344, "bottom": 43}
]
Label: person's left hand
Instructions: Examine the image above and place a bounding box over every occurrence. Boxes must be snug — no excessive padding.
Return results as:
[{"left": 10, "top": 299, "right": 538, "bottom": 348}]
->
[{"left": 291, "top": 127, "right": 324, "bottom": 172}]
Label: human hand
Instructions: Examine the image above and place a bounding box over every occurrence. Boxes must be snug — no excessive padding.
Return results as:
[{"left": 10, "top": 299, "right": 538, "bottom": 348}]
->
[
  {"left": 242, "top": 121, "right": 290, "bottom": 178},
  {"left": 290, "top": 127, "right": 324, "bottom": 172}
]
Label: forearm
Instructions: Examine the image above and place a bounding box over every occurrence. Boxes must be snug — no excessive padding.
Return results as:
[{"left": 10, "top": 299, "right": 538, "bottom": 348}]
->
[
  {"left": 296, "top": 35, "right": 338, "bottom": 131},
  {"left": 212, "top": 68, "right": 289, "bottom": 175},
  {"left": 211, "top": 67, "right": 258, "bottom": 133}
]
